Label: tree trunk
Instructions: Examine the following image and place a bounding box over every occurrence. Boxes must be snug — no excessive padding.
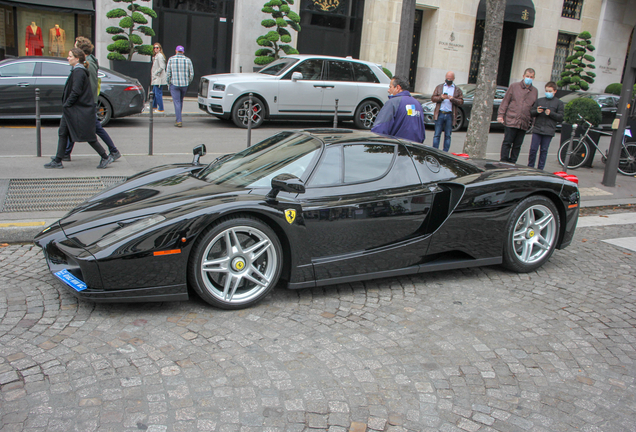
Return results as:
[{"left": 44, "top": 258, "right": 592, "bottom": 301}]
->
[
  {"left": 463, "top": 0, "right": 506, "bottom": 158},
  {"left": 395, "top": 0, "right": 416, "bottom": 82}
]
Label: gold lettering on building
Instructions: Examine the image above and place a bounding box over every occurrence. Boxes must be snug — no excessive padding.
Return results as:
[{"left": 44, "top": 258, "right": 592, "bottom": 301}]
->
[{"left": 313, "top": 0, "right": 340, "bottom": 12}]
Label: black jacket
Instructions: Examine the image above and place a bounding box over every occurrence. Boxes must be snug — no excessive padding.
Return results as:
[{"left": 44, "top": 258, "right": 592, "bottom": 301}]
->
[
  {"left": 530, "top": 96, "right": 564, "bottom": 137},
  {"left": 62, "top": 65, "right": 96, "bottom": 143}
]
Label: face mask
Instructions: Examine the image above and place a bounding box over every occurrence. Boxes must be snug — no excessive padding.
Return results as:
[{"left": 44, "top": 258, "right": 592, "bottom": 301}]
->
[
  {"left": 545, "top": 92, "right": 554, "bottom": 99},
  {"left": 524, "top": 77, "right": 533, "bottom": 86},
  {"left": 445, "top": 79, "right": 453, "bottom": 86}
]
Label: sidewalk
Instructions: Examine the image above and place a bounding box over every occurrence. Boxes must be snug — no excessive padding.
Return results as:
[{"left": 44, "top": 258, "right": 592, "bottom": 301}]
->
[{"left": 138, "top": 96, "right": 208, "bottom": 119}]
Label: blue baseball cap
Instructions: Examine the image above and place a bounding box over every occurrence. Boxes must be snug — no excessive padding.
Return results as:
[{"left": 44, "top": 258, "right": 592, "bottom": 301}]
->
[{"left": 176, "top": 45, "right": 184, "bottom": 52}]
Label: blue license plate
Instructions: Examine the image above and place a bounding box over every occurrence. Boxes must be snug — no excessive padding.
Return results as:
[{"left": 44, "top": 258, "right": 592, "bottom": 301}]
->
[{"left": 54, "top": 269, "right": 87, "bottom": 292}]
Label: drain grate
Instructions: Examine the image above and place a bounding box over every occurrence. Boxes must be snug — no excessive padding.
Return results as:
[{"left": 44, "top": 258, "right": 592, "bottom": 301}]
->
[{"left": 2, "top": 177, "right": 128, "bottom": 212}]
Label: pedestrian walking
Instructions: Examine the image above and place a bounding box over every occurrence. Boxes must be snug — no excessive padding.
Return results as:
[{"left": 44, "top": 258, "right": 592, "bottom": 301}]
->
[
  {"left": 166, "top": 45, "right": 194, "bottom": 127},
  {"left": 431, "top": 71, "right": 463, "bottom": 152},
  {"left": 62, "top": 36, "right": 121, "bottom": 162},
  {"left": 371, "top": 76, "right": 426, "bottom": 143},
  {"left": 44, "top": 48, "right": 113, "bottom": 169},
  {"left": 151, "top": 43, "right": 167, "bottom": 113},
  {"left": 527, "top": 81, "right": 564, "bottom": 170},
  {"left": 497, "top": 68, "right": 538, "bottom": 163}
]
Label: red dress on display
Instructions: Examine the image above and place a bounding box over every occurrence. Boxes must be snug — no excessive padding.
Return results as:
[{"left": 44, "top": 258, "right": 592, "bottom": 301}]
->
[{"left": 26, "top": 25, "right": 44, "bottom": 56}]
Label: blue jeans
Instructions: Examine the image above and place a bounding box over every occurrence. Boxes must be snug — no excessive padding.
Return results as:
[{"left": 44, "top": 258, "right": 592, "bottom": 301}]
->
[
  {"left": 152, "top": 85, "right": 164, "bottom": 111},
  {"left": 433, "top": 112, "right": 453, "bottom": 152},
  {"left": 528, "top": 133, "right": 553, "bottom": 170},
  {"left": 169, "top": 85, "right": 188, "bottom": 123}
]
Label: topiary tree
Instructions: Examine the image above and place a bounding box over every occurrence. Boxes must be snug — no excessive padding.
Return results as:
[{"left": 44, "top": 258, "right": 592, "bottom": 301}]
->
[
  {"left": 564, "top": 97, "right": 602, "bottom": 126},
  {"left": 106, "top": 0, "right": 156, "bottom": 61},
  {"left": 382, "top": 67, "right": 393, "bottom": 79},
  {"left": 255, "top": 0, "right": 301, "bottom": 66},
  {"left": 557, "top": 31, "right": 596, "bottom": 91},
  {"left": 604, "top": 82, "right": 636, "bottom": 95}
]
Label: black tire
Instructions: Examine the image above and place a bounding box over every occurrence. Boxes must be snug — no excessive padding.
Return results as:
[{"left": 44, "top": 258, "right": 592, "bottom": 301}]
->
[
  {"left": 353, "top": 100, "right": 381, "bottom": 129},
  {"left": 231, "top": 95, "right": 265, "bottom": 129},
  {"left": 558, "top": 138, "right": 589, "bottom": 169},
  {"left": 502, "top": 196, "right": 560, "bottom": 273},
  {"left": 452, "top": 109, "right": 464, "bottom": 132},
  {"left": 188, "top": 215, "right": 283, "bottom": 309},
  {"left": 97, "top": 96, "right": 112, "bottom": 127},
  {"left": 617, "top": 143, "right": 636, "bottom": 175}
]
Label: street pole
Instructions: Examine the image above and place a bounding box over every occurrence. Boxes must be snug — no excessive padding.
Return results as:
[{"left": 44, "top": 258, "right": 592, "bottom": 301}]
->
[
  {"left": 602, "top": 24, "right": 636, "bottom": 186},
  {"left": 148, "top": 91, "right": 154, "bottom": 156},
  {"left": 247, "top": 93, "right": 253, "bottom": 147},
  {"left": 35, "top": 88, "right": 41, "bottom": 157},
  {"left": 395, "top": 0, "right": 416, "bottom": 81}
]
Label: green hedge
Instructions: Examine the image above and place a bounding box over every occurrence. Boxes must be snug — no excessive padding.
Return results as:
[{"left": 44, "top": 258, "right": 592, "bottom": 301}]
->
[{"left": 564, "top": 97, "right": 602, "bottom": 126}]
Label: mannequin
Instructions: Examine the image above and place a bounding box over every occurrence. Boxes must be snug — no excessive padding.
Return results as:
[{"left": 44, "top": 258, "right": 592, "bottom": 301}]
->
[
  {"left": 49, "top": 24, "right": 66, "bottom": 57},
  {"left": 25, "top": 22, "right": 43, "bottom": 56}
]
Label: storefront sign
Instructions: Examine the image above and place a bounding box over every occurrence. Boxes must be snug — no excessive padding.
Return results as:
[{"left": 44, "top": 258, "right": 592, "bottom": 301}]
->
[
  {"left": 599, "top": 58, "right": 618, "bottom": 75},
  {"left": 312, "top": 0, "right": 340, "bottom": 12},
  {"left": 439, "top": 34, "right": 464, "bottom": 52}
]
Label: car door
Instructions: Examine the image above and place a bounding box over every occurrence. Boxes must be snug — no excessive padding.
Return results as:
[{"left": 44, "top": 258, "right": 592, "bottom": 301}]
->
[
  {"left": 298, "top": 142, "right": 435, "bottom": 282},
  {"left": 277, "top": 59, "right": 326, "bottom": 116},
  {"left": 0, "top": 61, "right": 38, "bottom": 116},
  {"left": 35, "top": 60, "right": 71, "bottom": 115},
  {"left": 596, "top": 95, "right": 618, "bottom": 128},
  {"left": 322, "top": 60, "right": 358, "bottom": 116},
  {"left": 492, "top": 87, "right": 507, "bottom": 122}
]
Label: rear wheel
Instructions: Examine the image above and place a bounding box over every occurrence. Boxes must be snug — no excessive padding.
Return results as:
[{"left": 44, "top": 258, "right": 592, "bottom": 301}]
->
[
  {"left": 452, "top": 109, "right": 464, "bottom": 132},
  {"left": 232, "top": 95, "right": 265, "bottom": 128},
  {"left": 354, "top": 100, "right": 381, "bottom": 129},
  {"left": 617, "top": 143, "right": 636, "bottom": 175},
  {"left": 558, "top": 138, "right": 589, "bottom": 169},
  {"left": 502, "top": 196, "right": 560, "bottom": 273},
  {"left": 189, "top": 216, "right": 282, "bottom": 309},
  {"left": 97, "top": 96, "right": 112, "bottom": 127}
]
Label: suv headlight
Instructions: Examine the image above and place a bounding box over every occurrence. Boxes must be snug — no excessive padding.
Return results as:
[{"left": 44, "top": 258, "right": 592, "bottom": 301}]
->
[{"left": 212, "top": 84, "right": 226, "bottom": 91}]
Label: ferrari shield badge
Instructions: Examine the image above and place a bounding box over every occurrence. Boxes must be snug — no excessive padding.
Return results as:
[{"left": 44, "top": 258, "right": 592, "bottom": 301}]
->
[{"left": 285, "top": 209, "right": 296, "bottom": 224}]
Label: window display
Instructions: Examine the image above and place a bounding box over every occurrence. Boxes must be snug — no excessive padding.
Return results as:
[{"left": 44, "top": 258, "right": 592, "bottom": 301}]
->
[
  {"left": 17, "top": 8, "right": 76, "bottom": 57},
  {"left": 25, "top": 22, "right": 43, "bottom": 56}
]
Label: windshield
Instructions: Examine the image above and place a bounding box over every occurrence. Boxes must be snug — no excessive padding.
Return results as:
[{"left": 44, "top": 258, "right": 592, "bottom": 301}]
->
[
  {"left": 198, "top": 132, "right": 323, "bottom": 188},
  {"left": 258, "top": 58, "right": 299, "bottom": 76}
]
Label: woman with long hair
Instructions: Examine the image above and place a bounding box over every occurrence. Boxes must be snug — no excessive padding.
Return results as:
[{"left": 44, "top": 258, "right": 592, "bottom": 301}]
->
[
  {"left": 151, "top": 43, "right": 167, "bottom": 113},
  {"left": 44, "top": 47, "right": 113, "bottom": 169}
]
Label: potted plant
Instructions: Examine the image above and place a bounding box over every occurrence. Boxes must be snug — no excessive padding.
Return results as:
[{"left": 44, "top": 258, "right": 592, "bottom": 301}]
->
[
  {"left": 254, "top": 0, "right": 301, "bottom": 70},
  {"left": 106, "top": 0, "right": 157, "bottom": 93},
  {"left": 559, "top": 96, "right": 603, "bottom": 167}
]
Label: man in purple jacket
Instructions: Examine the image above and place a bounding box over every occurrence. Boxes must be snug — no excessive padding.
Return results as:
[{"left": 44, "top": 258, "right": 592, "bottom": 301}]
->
[{"left": 371, "top": 77, "right": 426, "bottom": 143}]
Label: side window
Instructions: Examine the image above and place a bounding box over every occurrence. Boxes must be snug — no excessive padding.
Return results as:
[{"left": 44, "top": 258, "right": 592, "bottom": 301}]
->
[
  {"left": 327, "top": 61, "right": 354, "bottom": 82},
  {"left": 596, "top": 96, "right": 615, "bottom": 107},
  {"left": 309, "top": 146, "right": 342, "bottom": 186},
  {"left": 352, "top": 63, "right": 380, "bottom": 83},
  {"left": 283, "top": 59, "right": 324, "bottom": 80},
  {"left": 0, "top": 62, "right": 36, "bottom": 77},
  {"left": 495, "top": 89, "right": 506, "bottom": 99},
  {"left": 343, "top": 144, "right": 394, "bottom": 183},
  {"left": 40, "top": 62, "right": 71, "bottom": 77}
]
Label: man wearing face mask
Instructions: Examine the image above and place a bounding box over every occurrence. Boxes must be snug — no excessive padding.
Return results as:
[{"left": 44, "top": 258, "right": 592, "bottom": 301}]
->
[
  {"left": 431, "top": 71, "right": 464, "bottom": 152},
  {"left": 527, "top": 81, "right": 564, "bottom": 170},
  {"left": 497, "top": 68, "right": 538, "bottom": 163}
]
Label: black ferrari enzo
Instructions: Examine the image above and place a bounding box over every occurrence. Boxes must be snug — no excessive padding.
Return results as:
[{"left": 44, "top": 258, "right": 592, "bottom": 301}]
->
[{"left": 35, "top": 129, "right": 580, "bottom": 309}]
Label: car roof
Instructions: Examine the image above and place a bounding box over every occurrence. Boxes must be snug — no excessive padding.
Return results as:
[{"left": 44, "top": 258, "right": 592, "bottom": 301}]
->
[
  {"left": 297, "top": 128, "right": 402, "bottom": 145},
  {"left": 281, "top": 54, "right": 382, "bottom": 67}
]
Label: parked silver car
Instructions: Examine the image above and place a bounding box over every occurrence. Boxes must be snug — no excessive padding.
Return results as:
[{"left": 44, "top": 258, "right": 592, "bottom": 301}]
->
[{"left": 198, "top": 55, "right": 390, "bottom": 129}]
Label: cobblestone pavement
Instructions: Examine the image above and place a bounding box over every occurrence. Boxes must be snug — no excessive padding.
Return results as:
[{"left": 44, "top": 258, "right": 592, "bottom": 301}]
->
[{"left": 1, "top": 219, "right": 635, "bottom": 432}]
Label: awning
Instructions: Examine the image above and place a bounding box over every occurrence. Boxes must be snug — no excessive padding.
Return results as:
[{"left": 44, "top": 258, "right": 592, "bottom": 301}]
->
[
  {"left": 476, "top": 0, "right": 535, "bottom": 29},
  {"left": 0, "top": 0, "right": 94, "bottom": 13}
]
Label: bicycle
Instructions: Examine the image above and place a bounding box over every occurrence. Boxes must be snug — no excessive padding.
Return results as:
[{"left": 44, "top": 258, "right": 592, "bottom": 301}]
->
[{"left": 557, "top": 114, "right": 636, "bottom": 175}]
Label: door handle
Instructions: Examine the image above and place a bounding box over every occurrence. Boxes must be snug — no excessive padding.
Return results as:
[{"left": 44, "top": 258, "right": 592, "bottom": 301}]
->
[
  {"left": 17, "top": 82, "right": 30, "bottom": 87},
  {"left": 313, "top": 85, "right": 335, "bottom": 89}
]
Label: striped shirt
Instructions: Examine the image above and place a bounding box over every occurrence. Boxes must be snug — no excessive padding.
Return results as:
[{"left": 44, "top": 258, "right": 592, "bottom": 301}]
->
[{"left": 166, "top": 53, "right": 194, "bottom": 87}]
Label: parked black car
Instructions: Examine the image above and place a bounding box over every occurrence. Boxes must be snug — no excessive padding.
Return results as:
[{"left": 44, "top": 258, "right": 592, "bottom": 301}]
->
[
  {"left": 35, "top": 129, "right": 580, "bottom": 310},
  {"left": 0, "top": 56, "right": 145, "bottom": 126},
  {"left": 413, "top": 84, "right": 509, "bottom": 131},
  {"left": 558, "top": 92, "right": 620, "bottom": 130}
]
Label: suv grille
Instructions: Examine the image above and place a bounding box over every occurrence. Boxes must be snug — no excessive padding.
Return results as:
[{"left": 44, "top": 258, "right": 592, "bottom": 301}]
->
[{"left": 199, "top": 78, "right": 209, "bottom": 97}]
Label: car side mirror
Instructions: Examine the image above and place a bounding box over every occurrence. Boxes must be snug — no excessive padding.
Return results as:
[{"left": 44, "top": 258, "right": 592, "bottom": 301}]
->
[
  {"left": 291, "top": 72, "right": 303, "bottom": 82},
  {"left": 192, "top": 144, "right": 206, "bottom": 166},
  {"left": 267, "top": 173, "right": 305, "bottom": 200}
]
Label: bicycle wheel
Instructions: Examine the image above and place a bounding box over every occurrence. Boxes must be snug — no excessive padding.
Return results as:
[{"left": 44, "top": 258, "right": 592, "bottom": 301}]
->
[
  {"left": 558, "top": 138, "right": 590, "bottom": 169},
  {"left": 617, "top": 143, "right": 636, "bottom": 175}
]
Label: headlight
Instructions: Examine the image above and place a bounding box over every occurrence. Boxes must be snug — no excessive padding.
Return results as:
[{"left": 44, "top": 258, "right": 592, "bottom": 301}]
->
[
  {"left": 212, "top": 84, "right": 226, "bottom": 91},
  {"left": 96, "top": 215, "right": 166, "bottom": 248}
]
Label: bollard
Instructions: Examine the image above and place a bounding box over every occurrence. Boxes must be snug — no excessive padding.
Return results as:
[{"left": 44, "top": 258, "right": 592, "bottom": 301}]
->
[
  {"left": 333, "top": 99, "right": 339, "bottom": 129},
  {"left": 148, "top": 90, "right": 154, "bottom": 155},
  {"left": 247, "top": 92, "right": 253, "bottom": 147},
  {"left": 35, "top": 88, "right": 41, "bottom": 157}
]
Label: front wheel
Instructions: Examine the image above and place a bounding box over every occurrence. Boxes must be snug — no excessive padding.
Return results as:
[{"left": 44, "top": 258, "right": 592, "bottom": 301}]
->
[
  {"left": 354, "top": 100, "right": 381, "bottom": 129},
  {"left": 502, "top": 196, "right": 560, "bottom": 273},
  {"left": 617, "top": 143, "right": 636, "bottom": 175},
  {"left": 232, "top": 95, "right": 265, "bottom": 129},
  {"left": 558, "top": 138, "right": 589, "bottom": 169},
  {"left": 188, "top": 216, "right": 283, "bottom": 309}
]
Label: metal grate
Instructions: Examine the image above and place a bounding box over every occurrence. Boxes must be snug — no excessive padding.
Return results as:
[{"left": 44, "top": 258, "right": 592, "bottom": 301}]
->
[
  {"left": 1, "top": 177, "right": 127, "bottom": 212},
  {"left": 551, "top": 32, "right": 577, "bottom": 84}
]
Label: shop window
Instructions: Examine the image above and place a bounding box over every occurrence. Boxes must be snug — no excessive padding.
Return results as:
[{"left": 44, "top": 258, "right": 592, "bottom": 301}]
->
[
  {"left": 17, "top": 8, "right": 75, "bottom": 57},
  {"left": 551, "top": 32, "right": 576, "bottom": 84},
  {"left": 0, "top": 5, "right": 16, "bottom": 58},
  {"left": 562, "top": 0, "right": 583, "bottom": 20}
]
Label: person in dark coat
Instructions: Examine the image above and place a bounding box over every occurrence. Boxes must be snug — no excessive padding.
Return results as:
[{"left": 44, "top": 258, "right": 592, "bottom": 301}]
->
[
  {"left": 44, "top": 48, "right": 113, "bottom": 169},
  {"left": 371, "top": 76, "right": 426, "bottom": 143},
  {"left": 527, "top": 81, "right": 564, "bottom": 170}
]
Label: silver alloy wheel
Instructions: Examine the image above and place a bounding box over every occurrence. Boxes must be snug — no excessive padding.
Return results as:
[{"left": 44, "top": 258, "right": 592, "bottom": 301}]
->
[
  {"left": 358, "top": 102, "right": 380, "bottom": 128},
  {"left": 199, "top": 225, "right": 278, "bottom": 304},
  {"left": 237, "top": 100, "right": 263, "bottom": 126},
  {"left": 511, "top": 204, "right": 557, "bottom": 264}
]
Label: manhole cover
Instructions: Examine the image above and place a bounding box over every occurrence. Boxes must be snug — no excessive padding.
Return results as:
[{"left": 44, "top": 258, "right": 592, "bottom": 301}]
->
[{"left": 2, "top": 177, "right": 127, "bottom": 212}]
